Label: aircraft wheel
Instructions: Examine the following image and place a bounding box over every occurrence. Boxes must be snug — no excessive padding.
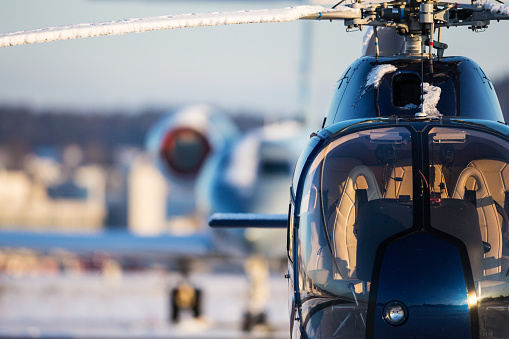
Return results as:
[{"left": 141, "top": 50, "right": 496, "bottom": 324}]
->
[
  {"left": 192, "top": 288, "right": 202, "bottom": 318},
  {"left": 242, "top": 311, "right": 267, "bottom": 332},
  {"left": 170, "top": 288, "right": 180, "bottom": 323},
  {"left": 170, "top": 285, "right": 201, "bottom": 322}
]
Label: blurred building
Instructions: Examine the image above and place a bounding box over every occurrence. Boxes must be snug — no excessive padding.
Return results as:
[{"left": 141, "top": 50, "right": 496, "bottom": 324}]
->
[
  {"left": 127, "top": 153, "right": 203, "bottom": 235},
  {"left": 128, "top": 154, "right": 169, "bottom": 235},
  {"left": 0, "top": 154, "right": 107, "bottom": 230}
]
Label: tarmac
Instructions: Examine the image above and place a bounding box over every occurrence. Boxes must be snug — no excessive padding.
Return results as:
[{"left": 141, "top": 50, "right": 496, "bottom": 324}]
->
[{"left": 0, "top": 270, "right": 290, "bottom": 339}]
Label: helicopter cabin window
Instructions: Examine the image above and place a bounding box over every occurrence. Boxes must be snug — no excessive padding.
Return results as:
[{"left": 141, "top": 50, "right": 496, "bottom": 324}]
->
[
  {"left": 376, "top": 63, "right": 459, "bottom": 117},
  {"left": 297, "top": 127, "right": 414, "bottom": 306},
  {"left": 296, "top": 126, "right": 415, "bottom": 337},
  {"left": 392, "top": 72, "right": 421, "bottom": 109},
  {"left": 428, "top": 127, "right": 509, "bottom": 302}
]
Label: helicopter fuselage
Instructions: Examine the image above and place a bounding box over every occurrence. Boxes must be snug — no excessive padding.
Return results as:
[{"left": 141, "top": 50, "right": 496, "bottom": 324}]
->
[{"left": 288, "top": 56, "right": 509, "bottom": 338}]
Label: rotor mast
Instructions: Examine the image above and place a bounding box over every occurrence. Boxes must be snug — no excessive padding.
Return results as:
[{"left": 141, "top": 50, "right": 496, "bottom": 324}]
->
[{"left": 331, "top": 0, "right": 508, "bottom": 58}]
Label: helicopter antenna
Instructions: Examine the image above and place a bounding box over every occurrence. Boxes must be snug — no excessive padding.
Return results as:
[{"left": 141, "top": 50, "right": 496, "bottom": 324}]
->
[
  {"left": 416, "top": 39, "right": 426, "bottom": 118},
  {"left": 437, "top": 27, "right": 442, "bottom": 60},
  {"left": 332, "top": 0, "right": 348, "bottom": 9},
  {"left": 374, "top": 26, "right": 379, "bottom": 59},
  {"left": 429, "top": 17, "right": 434, "bottom": 72}
]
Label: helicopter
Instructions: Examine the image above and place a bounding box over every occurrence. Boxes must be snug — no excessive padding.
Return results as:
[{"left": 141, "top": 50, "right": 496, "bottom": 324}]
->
[
  {"left": 1, "top": 0, "right": 509, "bottom": 338},
  {"left": 208, "top": 1, "right": 509, "bottom": 337}
]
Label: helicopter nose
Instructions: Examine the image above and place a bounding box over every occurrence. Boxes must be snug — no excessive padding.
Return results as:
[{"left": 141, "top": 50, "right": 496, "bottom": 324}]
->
[{"left": 370, "top": 232, "right": 475, "bottom": 338}]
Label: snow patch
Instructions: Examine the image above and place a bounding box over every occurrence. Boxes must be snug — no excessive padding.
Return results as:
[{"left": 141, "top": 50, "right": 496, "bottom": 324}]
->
[
  {"left": 484, "top": 2, "right": 509, "bottom": 15},
  {"left": 420, "top": 82, "right": 442, "bottom": 117},
  {"left": 366, "top": 64, "right": 398, "bottom": 89},
  {"left": 361, "top": 26, "right": 374, "bottom": 56},
  {"left": 0, "top": 5, "right": 359, "bottom": 47},
  {"left": 402, "top": 103, "right": 419, "bottom": 110},
  {"left": 354, "top": 64, "right": 397, "bottom": 105}
]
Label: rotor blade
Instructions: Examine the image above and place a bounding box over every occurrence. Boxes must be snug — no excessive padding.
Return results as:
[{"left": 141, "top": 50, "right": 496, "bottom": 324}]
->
[
  {"left": 484, "top": 2, "right": 509, "bottom": 19},
  {"left": 0, "top": 5, "right": 360, "bottom": 48}
]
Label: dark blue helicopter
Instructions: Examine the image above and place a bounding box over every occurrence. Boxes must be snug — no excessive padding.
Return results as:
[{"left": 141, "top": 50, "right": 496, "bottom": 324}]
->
[
  {"left": 1, "top": 0, "right": 509, "bottom": 337},
  {"left": 212, "top": 1, "right": 509, "bottom": 337},
  {"left": 286, "top": 55, "right": 509, "bottom": 338}
]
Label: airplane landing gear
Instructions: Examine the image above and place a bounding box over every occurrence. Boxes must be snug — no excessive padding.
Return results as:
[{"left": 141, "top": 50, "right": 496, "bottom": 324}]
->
[
  {"left": 170, "top": 282, "right": 202, "bottom": 322},
  {"left": 242, "top": 311, "right": 267, "bottom": 332},
  {"left": 243, "top": 256, "right": 270, "bottom": 332}
]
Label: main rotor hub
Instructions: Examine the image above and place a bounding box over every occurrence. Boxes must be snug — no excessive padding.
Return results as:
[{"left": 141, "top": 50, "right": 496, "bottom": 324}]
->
[{"left": 341, "top": 0, "right": 507, "bottom": 57}]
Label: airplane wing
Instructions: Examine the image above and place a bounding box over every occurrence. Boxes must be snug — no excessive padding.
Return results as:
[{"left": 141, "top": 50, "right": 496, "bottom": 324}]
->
[
  {"left": 0, "top": 229, "right": 216, "bottom": 260},
  {"left": 0, "top": 5, "right": 360, "bottom": 47}
]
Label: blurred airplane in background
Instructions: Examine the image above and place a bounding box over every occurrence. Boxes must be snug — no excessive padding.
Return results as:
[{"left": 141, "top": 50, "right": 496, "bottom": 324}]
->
[
  {"left": 0, "top": 0, "right": 404, "bottom": 334},
  {"left": 0, "top": 0, "right": 323, "bottom": 331},
  {"left": 0, "top": 103, "right": 305, "bottom": 330},
  {"left": 144, "top": 104, "right": 306, "bottom": 328},
  {"left": 1, "top": 0, "right": 509, "bottom": 337}
]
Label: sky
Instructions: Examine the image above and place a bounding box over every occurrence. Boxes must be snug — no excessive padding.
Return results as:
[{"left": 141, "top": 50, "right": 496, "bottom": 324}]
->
[{"left": 0, "top": 0, "right": 507, "bottom": 121}]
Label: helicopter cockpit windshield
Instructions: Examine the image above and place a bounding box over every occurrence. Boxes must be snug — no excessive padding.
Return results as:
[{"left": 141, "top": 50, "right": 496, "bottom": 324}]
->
[
  {"left": 428, "top": 126, "right": 509, "bottom": 289},
  {"left": 296, "top": 124, "right": 509, "bottom": 337},
  {"left": 297, "top": 126, "right": 414, "bottom": 335}
]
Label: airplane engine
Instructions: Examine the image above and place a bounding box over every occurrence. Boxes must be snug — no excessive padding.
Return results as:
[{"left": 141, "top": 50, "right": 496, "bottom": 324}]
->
[
  {"left": 146, "top": 104, "right": 239, "bottom": 188},
  {"left": 141, "top": 105, "right": 240, "bottom": 226},
  {"left": 159, "top": 126, "right": 211, "bottom": 178}
]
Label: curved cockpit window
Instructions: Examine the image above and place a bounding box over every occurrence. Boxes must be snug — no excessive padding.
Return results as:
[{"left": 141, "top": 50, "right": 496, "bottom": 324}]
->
[
  {"left": 298, "top": 127, "right": 413, "bottom": 337},
  {"left": 427, "top": 127, "right": 509, "bottom": 335},
  {"left": 298, "top": 124, "right": 509, "bottom": 337},
  {"left": 428, "top": 126, "right": 509, "bottom": 283}
]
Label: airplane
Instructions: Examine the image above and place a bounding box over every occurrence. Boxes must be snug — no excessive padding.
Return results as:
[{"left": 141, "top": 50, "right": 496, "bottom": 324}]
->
[
  {"left": 1, "top": 0, "right": 509, "bottom": 337},
  {"left": 142, "top": 103, "right": 305, "bottom": 328},
  {"left": 0, "top": 103, "right": 299, "bottom": 328}
]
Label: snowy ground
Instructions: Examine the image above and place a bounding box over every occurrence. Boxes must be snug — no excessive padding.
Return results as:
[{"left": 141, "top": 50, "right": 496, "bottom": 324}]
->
[{"left": 0, "top": 270, "right": 290, "bottom": 338}]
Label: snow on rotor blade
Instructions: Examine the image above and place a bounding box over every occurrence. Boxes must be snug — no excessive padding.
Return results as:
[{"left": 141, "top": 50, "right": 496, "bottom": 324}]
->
[
  {"left": 484, "top": 2, "right": 509, "bottom": 18},
  {"left": 0, "top": 5, "right": 359, "bottom": 48}
]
